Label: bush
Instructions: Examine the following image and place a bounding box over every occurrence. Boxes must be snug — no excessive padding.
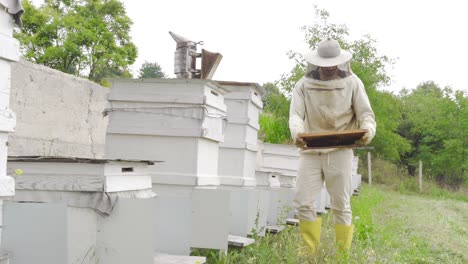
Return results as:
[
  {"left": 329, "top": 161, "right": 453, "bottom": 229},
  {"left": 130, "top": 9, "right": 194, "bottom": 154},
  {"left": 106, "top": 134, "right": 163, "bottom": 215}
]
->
[{"left": 259, "top": 113, "right": 291, "bottom": 144}]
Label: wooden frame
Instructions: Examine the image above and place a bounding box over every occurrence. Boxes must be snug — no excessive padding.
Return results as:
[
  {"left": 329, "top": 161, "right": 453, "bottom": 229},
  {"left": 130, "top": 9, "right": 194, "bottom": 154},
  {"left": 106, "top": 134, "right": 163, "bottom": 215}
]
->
[{"left": 298, "top": 129, "right": 367, "bottom": 149}]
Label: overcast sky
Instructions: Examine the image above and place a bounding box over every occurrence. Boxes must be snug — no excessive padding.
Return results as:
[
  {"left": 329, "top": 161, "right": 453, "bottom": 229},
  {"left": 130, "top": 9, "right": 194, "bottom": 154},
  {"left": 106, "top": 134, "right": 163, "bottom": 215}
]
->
[{"left": 33, "top": 0, "right": 468, "bottom": 93}]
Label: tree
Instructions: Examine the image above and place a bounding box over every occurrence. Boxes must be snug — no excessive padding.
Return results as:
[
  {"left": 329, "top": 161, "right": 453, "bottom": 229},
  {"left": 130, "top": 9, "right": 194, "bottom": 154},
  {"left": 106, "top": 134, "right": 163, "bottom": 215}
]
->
[
  {"left": 15, "top": 0, "right": 137, "bottom": 86},
  {"left": 138, "top": 61, "right": 166, "bottom": 78},
  {"left": 398, "top": 82, "right": 468, "bottom": 187}
]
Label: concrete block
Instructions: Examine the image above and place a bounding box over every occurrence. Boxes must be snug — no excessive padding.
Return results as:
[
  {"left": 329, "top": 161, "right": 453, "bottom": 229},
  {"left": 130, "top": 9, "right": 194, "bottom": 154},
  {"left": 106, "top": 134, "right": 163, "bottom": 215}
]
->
[{"left": 10, "top": 61, "right": 109, "bottom": 159}]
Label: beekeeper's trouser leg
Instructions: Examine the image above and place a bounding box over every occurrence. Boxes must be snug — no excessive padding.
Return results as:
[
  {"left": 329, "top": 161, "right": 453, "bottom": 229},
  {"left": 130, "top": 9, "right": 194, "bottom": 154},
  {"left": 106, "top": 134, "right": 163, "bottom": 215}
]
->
[{"left": 294, "top": 149, "right": 354, "bottom": 253}]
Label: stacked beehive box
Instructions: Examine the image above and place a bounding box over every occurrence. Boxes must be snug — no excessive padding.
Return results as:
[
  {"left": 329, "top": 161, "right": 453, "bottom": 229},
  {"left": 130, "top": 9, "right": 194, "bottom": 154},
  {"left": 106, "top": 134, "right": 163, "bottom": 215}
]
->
[
  {"left": 0, "top": 0, "right": 18, "bottom": 186},
  {"left": 258, "top": 143, "right": 299, "bottom": 225},
  {"left": 216, "top": 81, "right": 270, "bottom": 238},
  {"left": 5, "top": 60, "right": 159, "bottom": 264},
  {"left": 5, "top": 158, "right": 156, "bottom": 264},
  {"left": 258, "top": 143, "right": 332, "bottom": 225},
  {"left": 105, "top": 79, "right": 231, "bottom": 255},
  {"left": 0, "top": 2, "right": 18, "bottom": 261}
]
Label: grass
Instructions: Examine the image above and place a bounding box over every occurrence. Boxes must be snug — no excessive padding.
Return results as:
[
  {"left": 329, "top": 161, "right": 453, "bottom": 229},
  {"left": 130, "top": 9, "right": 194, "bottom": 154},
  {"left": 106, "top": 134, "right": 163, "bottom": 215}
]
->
[
  {"left": 192, "top": 184, "right": 467, "bottom": 263},
  {"left": 258, "top": 113, "right": 291, "bottom": 144}
]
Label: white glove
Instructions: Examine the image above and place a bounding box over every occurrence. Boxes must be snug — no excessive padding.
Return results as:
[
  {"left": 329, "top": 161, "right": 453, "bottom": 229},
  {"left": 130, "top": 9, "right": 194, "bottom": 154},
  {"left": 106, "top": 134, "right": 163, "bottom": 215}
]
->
[
  {"left": 295, "top": 137, "right": 307, "bottom": 149},
  {"left": 355, "top": 129, "right": 372, "bottom": 145}
]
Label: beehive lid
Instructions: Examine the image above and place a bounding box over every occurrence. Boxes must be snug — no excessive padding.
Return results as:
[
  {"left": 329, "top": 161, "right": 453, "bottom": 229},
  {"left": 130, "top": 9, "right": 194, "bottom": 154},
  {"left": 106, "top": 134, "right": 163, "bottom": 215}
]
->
[{"left": 298, "top": 129, "right": 367, "bottom": 149}]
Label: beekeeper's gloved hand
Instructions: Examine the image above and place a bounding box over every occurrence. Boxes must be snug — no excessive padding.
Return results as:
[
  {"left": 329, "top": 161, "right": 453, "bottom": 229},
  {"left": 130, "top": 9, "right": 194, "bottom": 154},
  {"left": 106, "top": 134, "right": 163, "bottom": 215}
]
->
[
  {"left": 295, "top": 137, "right": 307, "bottom": 149},
  {"left": 355, "top": 129, "right": 371, "bottom": 145}
]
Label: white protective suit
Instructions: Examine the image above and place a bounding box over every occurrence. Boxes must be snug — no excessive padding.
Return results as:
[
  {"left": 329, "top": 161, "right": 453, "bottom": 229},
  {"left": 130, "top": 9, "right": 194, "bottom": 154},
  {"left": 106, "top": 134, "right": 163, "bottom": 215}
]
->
[{"left": 289, "top": 62, "right": 376, "bottom": 225}]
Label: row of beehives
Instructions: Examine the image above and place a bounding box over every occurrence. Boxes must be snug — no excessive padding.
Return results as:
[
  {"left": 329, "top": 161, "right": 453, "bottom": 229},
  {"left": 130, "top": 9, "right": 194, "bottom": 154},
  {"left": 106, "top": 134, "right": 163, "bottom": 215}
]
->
[
  {"left": 259, "top": 145, "right": 362, "bottom": 216},
  {"left": 2, "top": 77, "right": 361, "bottom": 264}
]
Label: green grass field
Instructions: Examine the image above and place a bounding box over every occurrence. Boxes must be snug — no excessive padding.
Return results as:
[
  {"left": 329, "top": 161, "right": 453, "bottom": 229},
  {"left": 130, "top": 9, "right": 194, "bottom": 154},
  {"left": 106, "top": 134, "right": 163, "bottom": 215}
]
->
[{"left": 194, "top": 184, "right": 467, "bottom": 263}]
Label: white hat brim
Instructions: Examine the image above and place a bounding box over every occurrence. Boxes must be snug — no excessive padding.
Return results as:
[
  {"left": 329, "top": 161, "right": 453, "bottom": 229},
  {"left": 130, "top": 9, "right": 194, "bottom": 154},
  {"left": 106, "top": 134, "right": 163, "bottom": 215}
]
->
[{"left": 304, "top": 50, "right": 352, "bottom": 67}]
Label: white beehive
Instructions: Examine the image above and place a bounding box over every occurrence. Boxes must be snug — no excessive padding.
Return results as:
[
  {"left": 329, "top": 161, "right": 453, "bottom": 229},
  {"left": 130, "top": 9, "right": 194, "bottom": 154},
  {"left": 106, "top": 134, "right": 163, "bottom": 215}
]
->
[
  {"left": 106, "top": 79, "right": 228, "bottom": 186},
  {"left": 152, "top": 185, "right": 230, "bottom": 255},
  {"left": 105, "top": 79, "right": 232, "bottom": 255},
  {"left": 224, "top": 187, "right": 270, "bottom": 237},
  {"left": 218, "top": 147, "right": 258, "bottom": 186},
  {"left": 261, "top": 143, "right": 300, "bottom": 177},
  {"left": 267, "top": 188, "right": 295, "bottom": 226},
  {"left": 314, "top": 186, "right": 328, "bottom": 214},
  {"left": 3, "top": 199, "right": 155, "bottom": 264},
  {"left": 216, "top": 81, "right": 263, "bottom": 128},
  {"left": 353, "top": 174, "right": 362, "bottom": 192},
  {"left": 214, "top": 81, "right": 270, "bottom": 238},
  {"left": 5, "top": 157, "right": 156, "bottom": 264},
  {"left": 352, "top": 156, "right": 361, "bottom": 192},
  {"left": 8, "top": 157, "right": 154, "bottom": 192},
  {"left": 255, "top": 170, "right": 281, "bottom": 188},
  {"left": 216, "top": 81, "right": 264, "bottom": 185},
  {"left": 1, "top": 3, "right": 20, "bottom": 254},
  {"left": 257, "top": 143, "right": 299, "bottom": 225},
  {"left": 352, "top": 156, "right": 359, "bottom": 176}
]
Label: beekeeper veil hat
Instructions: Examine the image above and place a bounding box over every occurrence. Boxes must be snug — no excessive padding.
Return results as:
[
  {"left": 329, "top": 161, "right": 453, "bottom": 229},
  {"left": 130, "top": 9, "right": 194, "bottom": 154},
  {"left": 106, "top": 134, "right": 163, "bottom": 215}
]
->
[{"left": 304, "top": 39, "right": 352, "bottom": 66}]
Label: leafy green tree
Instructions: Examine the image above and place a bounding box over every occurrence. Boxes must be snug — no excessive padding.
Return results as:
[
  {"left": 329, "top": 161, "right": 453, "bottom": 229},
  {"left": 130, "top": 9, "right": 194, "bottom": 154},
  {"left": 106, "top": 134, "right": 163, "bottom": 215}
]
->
[
  {"left": 398, "top": 82, "right": 468, "bottom": 186},
  {"left": 15, "top": 0, "right": 137, "bottom": 85},
  {"left": 138, "top": 61, "right": 166, "bottom": 78}
]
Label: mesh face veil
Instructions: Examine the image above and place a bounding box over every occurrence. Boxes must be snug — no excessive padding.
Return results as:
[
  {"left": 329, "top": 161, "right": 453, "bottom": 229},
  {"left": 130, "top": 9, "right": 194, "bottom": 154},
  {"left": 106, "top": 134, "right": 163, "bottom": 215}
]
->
[{"left": 305, "top": 60, "right": 353, "bottom": 80}]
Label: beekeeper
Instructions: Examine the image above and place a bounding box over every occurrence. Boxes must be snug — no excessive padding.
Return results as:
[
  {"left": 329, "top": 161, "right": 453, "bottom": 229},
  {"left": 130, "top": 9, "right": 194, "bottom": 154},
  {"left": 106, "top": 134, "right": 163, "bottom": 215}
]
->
[{"left": 289, "top": 39, "right": 376, "bottom": 254}]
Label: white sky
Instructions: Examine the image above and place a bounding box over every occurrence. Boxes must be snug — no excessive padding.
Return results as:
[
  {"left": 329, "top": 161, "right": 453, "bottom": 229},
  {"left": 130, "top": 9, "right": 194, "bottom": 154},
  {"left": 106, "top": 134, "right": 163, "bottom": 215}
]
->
[{"left": 33, "top": 0, "right": 468, "bottom": 93}]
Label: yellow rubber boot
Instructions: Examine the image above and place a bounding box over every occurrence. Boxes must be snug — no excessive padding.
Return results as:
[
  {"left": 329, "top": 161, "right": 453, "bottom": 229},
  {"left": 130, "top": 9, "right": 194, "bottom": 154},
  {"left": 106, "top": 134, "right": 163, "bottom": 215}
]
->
[
  {"left": 299, "top": 218, "right": 322, "bottom": 255},
  {"left": 335, "top": 224, "right": 354, "bottom": 251}
]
